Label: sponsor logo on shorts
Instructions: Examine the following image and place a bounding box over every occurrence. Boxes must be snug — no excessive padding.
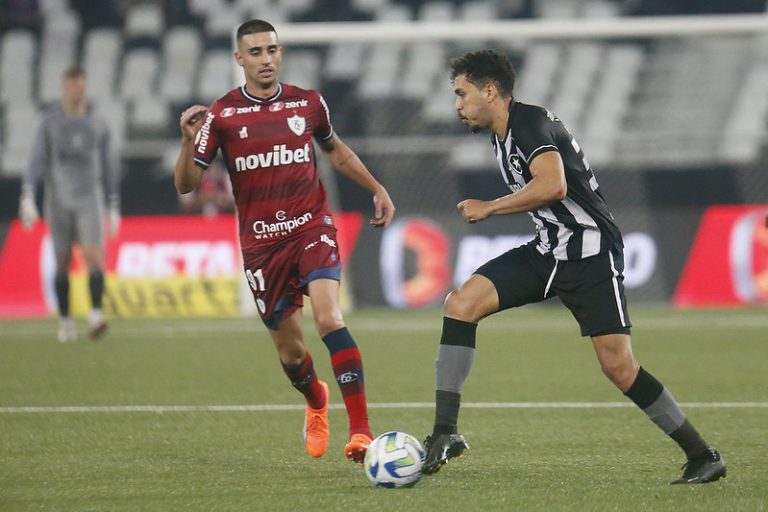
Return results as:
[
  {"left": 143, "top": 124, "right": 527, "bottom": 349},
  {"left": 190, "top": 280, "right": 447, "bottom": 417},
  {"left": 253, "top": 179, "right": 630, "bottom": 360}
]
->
[
  {"left": 303, "top": 233, "right": 337, "bottom": 251},
  {"left": 253, "top": 212, "right": 312, "bottom": 240}
]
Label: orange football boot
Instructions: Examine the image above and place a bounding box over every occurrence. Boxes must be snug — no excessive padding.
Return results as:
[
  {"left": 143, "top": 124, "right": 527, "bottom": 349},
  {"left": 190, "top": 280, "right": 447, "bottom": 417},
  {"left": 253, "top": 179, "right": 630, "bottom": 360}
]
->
[
  {"left": 303, "top": 381, "right": 330, "bottom": 458},
  {"left": 344, "top": 433, "right": 372, "bottom": 463}
]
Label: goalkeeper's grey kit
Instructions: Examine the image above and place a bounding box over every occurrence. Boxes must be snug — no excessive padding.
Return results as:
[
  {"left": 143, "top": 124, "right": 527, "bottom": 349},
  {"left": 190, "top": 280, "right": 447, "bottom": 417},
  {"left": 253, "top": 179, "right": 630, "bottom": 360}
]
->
[{"left": 23, "top": 105, "right": 119, "bottom": 253}]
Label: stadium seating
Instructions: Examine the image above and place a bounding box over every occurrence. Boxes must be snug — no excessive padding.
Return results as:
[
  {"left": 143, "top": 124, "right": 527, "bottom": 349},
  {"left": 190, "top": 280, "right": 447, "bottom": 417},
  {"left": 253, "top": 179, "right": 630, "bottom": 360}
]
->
[
  {"left": 197, "top": 49, "right": 235, "bottom": 104},
  {"left": 0, "top": 0, "right": 766, "bottom": 181},
  {"left": 83, "top": 28, "right": 123, "bottom": 102},
  {"left": 0, "top": 30, "right": 36, "bottom": 104},
  {"left": 124, "top": 3, "right": 164, "bottom": 39},
  {"left": 37, "top": 10, "right": 80, "bottom": 104},
  {"left": 159, "top": 27, "right": 202, "bottom": 103},
  {"left": 1, "top": 102, "right": 38, "bottom": 176}
]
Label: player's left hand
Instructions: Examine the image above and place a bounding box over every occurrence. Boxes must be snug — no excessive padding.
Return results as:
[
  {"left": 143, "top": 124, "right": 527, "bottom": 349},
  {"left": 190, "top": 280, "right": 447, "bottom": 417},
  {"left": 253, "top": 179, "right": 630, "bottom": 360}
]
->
[
  {"left": 108, "top": 196, "right": 121, "bottom": 238},
  {"left": 370, "top": 187, "right": 395, "bottom": 228},
  {"left": 18, "top": 193, "right": 40, "bottom": 230},
  {"left": 457, "top": 199, "right": 489, "bottom": 223}
]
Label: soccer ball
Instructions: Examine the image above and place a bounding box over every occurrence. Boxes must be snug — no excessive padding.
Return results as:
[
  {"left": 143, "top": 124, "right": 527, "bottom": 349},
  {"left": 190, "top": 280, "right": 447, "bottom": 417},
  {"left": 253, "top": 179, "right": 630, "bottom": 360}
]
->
[{"left": 363, "top": 431, "right": 426, "bottom": 488}]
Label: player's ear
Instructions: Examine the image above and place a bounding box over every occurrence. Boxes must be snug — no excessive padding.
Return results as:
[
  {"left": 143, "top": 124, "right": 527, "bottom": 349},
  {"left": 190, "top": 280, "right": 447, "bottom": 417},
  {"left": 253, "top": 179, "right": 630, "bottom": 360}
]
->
[
  {"left": 484, "top": 83, "right": 496, "bottom": 103},
  {"left": 234, "top": 50, "right": 244, "bottom": 67}
]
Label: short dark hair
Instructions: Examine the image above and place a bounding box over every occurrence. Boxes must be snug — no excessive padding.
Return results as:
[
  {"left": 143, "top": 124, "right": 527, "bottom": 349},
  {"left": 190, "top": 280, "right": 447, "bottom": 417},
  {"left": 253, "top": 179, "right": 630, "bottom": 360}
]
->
[
  {"left": 236, "top": 19, "right": 277, "bottom": 42},
  {"left": 450, "top": 49, "right": 515, "bottom": 98},
  {"left": 63, "top": 65, "right": 86, "bottom": 80}
]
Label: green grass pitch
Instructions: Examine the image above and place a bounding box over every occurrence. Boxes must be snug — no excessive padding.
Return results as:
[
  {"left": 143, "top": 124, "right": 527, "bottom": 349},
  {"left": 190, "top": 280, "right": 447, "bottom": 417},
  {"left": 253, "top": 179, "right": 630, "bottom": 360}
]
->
[{"left": 1, "top": 306, "right": 767, "bottom": 511}]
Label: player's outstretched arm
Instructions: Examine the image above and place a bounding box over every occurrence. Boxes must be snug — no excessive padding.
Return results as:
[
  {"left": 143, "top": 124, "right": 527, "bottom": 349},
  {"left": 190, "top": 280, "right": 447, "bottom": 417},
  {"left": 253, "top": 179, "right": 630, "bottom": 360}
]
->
[
  {"left": 318, "top": 134, "right": 396, "bottom": 228},
  {"left": 175, "top": 105, "right": 207, "bottom": 194}
]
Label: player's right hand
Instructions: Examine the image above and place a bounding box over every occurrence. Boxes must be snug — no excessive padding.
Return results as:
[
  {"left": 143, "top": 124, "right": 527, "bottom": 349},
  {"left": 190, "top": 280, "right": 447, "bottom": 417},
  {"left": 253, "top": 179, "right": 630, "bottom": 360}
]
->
[
  {"left": 180, "top": 105, "right": 208, "bottom": 142},
  {"left": 18, "top": 194, "right": 40, "bottom": 230},
  {"left": 457, "top": 199, "right": 489, "bottom": 223}
]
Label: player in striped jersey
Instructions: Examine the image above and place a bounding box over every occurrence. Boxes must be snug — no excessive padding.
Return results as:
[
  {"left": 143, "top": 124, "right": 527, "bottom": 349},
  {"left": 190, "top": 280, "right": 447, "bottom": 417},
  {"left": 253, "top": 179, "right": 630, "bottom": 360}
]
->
[
  {"left": 422, "top": 49, "right": 725, "bottom": 485},
  {"left": 175, "top": 20, "right": 395, "bottom": 463}
]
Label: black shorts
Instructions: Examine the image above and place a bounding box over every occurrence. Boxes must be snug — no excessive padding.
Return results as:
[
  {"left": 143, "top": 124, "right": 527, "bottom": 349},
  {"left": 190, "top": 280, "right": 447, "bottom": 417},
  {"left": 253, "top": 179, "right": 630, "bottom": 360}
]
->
[{"left": 475, "top": 241, "right": 631, "bottom": 337}]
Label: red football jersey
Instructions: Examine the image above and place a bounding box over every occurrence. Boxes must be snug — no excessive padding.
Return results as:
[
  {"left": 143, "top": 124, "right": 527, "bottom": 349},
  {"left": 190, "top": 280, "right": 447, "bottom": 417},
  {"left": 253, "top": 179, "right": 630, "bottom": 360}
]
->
[{"left": 193, "top": 83, "right": 335, "bottom": 254}]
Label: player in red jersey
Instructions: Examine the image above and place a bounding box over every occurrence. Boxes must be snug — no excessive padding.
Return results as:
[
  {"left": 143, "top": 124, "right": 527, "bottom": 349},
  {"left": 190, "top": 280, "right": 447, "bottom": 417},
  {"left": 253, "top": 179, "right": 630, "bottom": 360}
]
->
[{"left": 174, "top": 19, "right": 395, "bottom": 463}]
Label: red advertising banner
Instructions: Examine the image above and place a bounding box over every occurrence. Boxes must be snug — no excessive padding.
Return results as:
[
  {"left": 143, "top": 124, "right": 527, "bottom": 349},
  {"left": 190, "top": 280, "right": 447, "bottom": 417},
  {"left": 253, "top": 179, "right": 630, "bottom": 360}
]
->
[
  {"left": 674, "top": 205, "right": 768, "bottom": 306},
  {"left": 0, "top": 213, "right": 362, "bottom": 318},
  {"left": 0, "top": 221, "right": 50, "bottom": 316}
]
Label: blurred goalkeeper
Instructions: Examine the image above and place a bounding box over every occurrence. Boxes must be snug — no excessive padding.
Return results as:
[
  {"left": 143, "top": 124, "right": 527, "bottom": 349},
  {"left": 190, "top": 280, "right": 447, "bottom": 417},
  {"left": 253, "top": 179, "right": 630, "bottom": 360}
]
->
[
  {"left": 422, "top": 49, "right": 726, "bottom": 485},
  {"left": 19, "top": 65, "right": 120, "bottom": 343},
  {"left": 175, "top": 19, "right": 395, "bottom": 463}
]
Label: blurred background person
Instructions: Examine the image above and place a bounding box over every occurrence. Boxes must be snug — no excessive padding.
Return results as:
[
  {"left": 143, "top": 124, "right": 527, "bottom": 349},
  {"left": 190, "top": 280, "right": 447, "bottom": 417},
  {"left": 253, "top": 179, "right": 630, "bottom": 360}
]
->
[
  {"left": 177, "top": 160, "right": 235, "bottom": 217},
  {"left": 18, "top": 65, "right": 121, "bottom": 342}
]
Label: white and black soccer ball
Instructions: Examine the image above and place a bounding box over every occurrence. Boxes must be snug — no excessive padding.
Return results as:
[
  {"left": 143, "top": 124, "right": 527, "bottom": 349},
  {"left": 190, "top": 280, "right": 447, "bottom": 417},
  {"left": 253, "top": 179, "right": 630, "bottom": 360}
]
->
[{"left": 363, "top": 431, "right": 426, "bottom": 488}]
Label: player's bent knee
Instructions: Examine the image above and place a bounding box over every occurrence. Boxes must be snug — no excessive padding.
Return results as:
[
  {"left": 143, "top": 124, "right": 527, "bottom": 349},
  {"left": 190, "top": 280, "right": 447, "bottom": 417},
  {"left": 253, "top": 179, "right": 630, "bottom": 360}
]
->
[
  {"left": 443, "top": 289, "right": 479, "bottom": 323},
  {"left": 278, "top": 348, "right": 306, "bottom": 368},
  {"left": 600, "top": 360, "right": 637, "bottom": 391},
  {"left": 313, "top": 311, "right": 345, "bottom": 337}
]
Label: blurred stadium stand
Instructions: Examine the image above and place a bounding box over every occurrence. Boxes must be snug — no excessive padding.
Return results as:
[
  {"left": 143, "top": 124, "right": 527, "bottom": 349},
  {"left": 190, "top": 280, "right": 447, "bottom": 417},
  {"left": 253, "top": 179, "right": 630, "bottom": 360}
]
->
[{"left": 0, "top": 0, "right": 767, "bottom": 219}]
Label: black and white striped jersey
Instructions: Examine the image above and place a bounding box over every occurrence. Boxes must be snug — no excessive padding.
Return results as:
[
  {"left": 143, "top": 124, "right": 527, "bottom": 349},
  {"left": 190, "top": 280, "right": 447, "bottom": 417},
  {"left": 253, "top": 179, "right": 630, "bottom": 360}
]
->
[{"left": 491, "top": 101, "right": 623, "bottom": 261}]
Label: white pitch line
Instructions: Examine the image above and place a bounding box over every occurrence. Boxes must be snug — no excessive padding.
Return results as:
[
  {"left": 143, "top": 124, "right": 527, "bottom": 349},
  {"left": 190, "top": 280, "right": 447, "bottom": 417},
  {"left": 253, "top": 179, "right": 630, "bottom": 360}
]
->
[
  {"left": 1, "top": 402, "right": 767, "bottom": 414},
  {"left": 4, "top": 312, "right": 768, "bottom": 339}
]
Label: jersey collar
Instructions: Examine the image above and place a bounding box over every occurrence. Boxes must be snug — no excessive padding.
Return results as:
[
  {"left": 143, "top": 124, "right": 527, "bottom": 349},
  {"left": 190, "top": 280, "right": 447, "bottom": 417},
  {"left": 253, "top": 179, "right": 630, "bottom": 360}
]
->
[
  {"left": 240, "top": 83, "right": 283, "bottom": 103},
  {"left": 507, "top": 99, "right": 518, "bottom": 123},
  {"left": 493, "top": 100, "right": 517, "bottom": 145},
  {"left": 501, "top": 100, "right": 519, "bottom": 141}
]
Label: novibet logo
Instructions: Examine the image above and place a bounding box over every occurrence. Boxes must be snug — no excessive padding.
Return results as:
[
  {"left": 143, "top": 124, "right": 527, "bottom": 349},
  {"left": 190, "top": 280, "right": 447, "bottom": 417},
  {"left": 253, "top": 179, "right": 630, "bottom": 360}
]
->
[{"left": 234, "top": 143, "right": 311, "bottom": 172}]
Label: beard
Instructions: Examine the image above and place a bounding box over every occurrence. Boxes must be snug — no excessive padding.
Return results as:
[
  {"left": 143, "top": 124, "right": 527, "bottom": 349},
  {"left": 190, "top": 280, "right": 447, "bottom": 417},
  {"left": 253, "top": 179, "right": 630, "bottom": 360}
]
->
[{"left": 459, "top": 116, "right": 484, "bottom": 134}]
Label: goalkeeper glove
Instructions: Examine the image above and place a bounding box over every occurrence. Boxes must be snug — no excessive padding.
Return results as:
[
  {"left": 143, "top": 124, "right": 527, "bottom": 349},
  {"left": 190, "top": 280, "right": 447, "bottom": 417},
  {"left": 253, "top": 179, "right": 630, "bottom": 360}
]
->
[
  {"left": 18, "top": 186, "right": 40, "bottom": 230},
  {"left": 108, "top": 195, "right": 121, "bottom": 238}
]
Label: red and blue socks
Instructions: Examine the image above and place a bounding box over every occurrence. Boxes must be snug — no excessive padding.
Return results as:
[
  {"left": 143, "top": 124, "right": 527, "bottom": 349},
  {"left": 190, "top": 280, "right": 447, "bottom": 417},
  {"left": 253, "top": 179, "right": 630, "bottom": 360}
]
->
[
  {"left": 322, "top": 327, "right": 372, "bottom": 438},
  {"left": 281, "top": 352, "right": 326, "bottom": 409}
]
